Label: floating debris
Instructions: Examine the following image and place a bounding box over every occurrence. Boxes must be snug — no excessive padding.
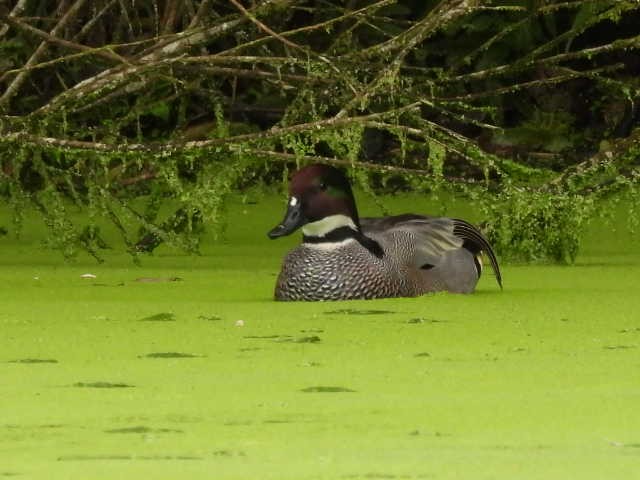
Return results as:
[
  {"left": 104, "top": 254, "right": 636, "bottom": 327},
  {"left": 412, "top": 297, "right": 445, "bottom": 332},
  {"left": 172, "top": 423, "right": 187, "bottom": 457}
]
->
[
  {"left": 276, "top": 335, "right": 321, "bottom": 344},
  {"left": 135, "top": 277, "right": 183, "bottom": 283},
  {"left": 244, "top": 335, "right": 289, "bottom": 339},
  {"left": 212, "top": 450, "right": 246, "bottom": 457},
  {"left": 300, "top": 386, "right": 355, "bottom": 393},
  {"left": 138, "top": 312, "right": 176, "bottom": 322},
  {"left": 141, "top": 352, "right": 202, "bottom": 359},
  {"left": 300, "top": 361, "right": 322, "bottom": 367},
  {"left": 73, "top": 382, "right": 134, "bottom": 388},
  {"left": 295, "top": 335, "right": 321, "bottom": 343},
  {"left": 8, "top": 358, "right": 58, "bottom": 364},
  {"left": 80, "top": 273, "right": 97, "bottom": 279},
  {"left": 105, "top": 426, "right": 183, "bottom": 434},
  {"left": 407, "top": 317, "right": 447, "bottom": 324},
  {"left": 57, "top": 454, "right": 201, "bottom": 461},
  {"left": 324, "top": 309, "right": 397, "bottom": 315}
]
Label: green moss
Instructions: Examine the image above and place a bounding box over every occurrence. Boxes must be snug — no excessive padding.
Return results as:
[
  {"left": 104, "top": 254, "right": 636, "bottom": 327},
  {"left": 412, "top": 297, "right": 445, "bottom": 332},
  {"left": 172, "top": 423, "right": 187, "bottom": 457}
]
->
[{"left": 0, "top": 194, "right": 639, "bottom": 479}]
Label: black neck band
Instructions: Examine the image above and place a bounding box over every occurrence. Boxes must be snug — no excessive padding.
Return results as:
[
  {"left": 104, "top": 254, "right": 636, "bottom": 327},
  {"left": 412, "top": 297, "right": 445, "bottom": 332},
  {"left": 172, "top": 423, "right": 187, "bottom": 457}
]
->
[
  {"left": 303, "top": 227, "right": 384, "bottom": 259},
  {"left": 303, "top": 226, "right": 357, "bottom": 244}
]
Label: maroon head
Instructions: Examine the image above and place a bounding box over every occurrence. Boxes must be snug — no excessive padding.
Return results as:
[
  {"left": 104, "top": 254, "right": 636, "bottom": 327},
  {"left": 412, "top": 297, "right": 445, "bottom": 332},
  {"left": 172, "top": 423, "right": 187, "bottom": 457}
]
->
[{"left": 268, "top": 164, "right": 360, "bottom": 239}]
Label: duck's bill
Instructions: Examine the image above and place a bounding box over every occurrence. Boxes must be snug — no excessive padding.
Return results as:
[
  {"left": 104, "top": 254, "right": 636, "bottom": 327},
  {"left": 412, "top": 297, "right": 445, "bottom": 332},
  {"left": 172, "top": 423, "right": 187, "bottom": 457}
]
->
[{"left": 268, "top": 200, "right": 306, "bottom": 239}]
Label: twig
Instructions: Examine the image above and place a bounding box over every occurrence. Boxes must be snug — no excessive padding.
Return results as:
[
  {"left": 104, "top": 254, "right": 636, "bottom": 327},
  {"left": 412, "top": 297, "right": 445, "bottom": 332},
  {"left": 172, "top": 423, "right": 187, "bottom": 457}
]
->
[
  {"left": 0, "top": 0, "right": 28, "bottom": 38},
  {"left": 442, "top": 34, "right": 640, "bottom": 84},
  {"left": 29, "top": 3, "right": 275, "bottom": 116},
  {"left": 187, "top": 0, "right": 214, "bottom": 28},
  {"left": 0, "top": 14, "right": 128, "bottom": 74},
  {"left": 0, "top": 38, "right": 163, "bottom": 78},
  {"left": 242, "top": 146, "right": 484, "bottom": 185},
  {"left": 420, "top": 99, "right": 502, "bottom": 130},
  {"left": 5, "top": 101, "right": 423, "bottom": 153},
  {"left": 333, "top": 0, "right": 477, "bottom": 119},
  {"left": 358, "top": 120, "right": 501, "bottom": 175},
  {"left": 120, "top": 171, "right": 157, "bottom": 186},
  {"left": 354, "top": 0, "right": 478, "bottom": 59},
  {"left": 138, "top": 0, "right": 287, "bottom": 61},
  {"left": 470, "top": 5, "right": 525, "bottom": 12},
  {"left": 523, "top": 1, "right": 640, "bottom": 64},
  {"left": 33, "top": 17, "right": 244, "bottom": 117},
  {"left": 183, "top": 65, "right": 333, "bottom": 84},
  {"left": 117, "top": 0, "right": 135, "bottom": 37},
  {"left": 219, "top": 0, "right": 395, "bottom": 57},
  {"left": 242, "top": 147, "right": 432, "bottom": 176},
  {"left": 73, "top": 0, "right": 118, "bottom": 42},
  {"left": 437, "top": 64, "right": 625, "bottom": 101},
  {"left": 228, "top": 0, "right": 304, "bottom": 52},
  {"left": 450, "top": 0, "right": 619, "bottom": 71},
  {"left": 0, "top": 0, "right": 88, "bottom": 109},
  {"left": 25, "top": 0, "right": 389, "bottom": 116},
  {"left": 549, "top": 127, "right": 640, "bottom": 188},
  {"left": 228, "top": 0, "right": 358, "bottom": 94},
  {"left": 161, "top": 0, "right": 182, "bottom": 35}
]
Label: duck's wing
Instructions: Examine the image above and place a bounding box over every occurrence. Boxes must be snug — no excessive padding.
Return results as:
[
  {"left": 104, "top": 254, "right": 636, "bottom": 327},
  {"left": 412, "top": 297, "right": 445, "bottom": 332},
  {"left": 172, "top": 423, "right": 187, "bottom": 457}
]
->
[
  {"left": 360, "top": 214, "right": 434, "bottom": 232},
  {"left": 361, "top": 215, "right": 502, "bottom": 289}
]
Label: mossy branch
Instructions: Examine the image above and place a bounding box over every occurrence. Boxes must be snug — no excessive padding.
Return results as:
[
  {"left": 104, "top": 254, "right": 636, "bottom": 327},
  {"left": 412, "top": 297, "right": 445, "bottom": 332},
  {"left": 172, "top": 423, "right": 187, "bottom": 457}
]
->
[{"left": 1, "top": 0, "right": 638, "bottom": 262}]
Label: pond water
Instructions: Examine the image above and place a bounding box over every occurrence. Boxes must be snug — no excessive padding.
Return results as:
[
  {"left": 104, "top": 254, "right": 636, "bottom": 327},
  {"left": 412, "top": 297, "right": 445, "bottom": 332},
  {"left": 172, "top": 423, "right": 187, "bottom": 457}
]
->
[{"left": 1, "top": 194, "right": 639, "bottom": 479}]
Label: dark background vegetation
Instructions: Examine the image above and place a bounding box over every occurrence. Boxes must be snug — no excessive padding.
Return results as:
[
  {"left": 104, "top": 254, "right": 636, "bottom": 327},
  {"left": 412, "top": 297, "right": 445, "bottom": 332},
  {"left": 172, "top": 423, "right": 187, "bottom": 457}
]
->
[{"left": 0, "top": 0, "right": 639, "bottom": 262}]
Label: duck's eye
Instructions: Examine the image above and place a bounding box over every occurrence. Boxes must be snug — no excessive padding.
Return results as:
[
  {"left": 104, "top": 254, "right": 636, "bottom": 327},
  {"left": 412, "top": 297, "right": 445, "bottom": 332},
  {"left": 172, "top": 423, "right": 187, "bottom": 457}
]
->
[{"left": 319, "top": 182, "right": 327, "bottom": 191}]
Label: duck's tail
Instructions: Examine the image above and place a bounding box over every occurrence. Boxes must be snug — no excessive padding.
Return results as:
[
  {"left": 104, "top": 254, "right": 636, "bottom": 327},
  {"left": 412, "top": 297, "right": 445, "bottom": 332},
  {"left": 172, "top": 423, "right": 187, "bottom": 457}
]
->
[{"left": 453, "top": 219, "right": 503, "bottom": 289}]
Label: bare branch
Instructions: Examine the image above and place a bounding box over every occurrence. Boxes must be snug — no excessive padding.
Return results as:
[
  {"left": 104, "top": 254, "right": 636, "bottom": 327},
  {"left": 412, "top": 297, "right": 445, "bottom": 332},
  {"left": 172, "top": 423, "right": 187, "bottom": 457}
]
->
[
  {"left": 449, "top": 0, "right": 609, "bottom": 71},
  {"left": 550, "top": 127, "right": 640, "bottom": 188},
  {"left": 138, "top": 0, "right": 290, "bottom": 61},
  {"left": 188, "top": 0, "right": 215, "bottom": 28},
  {"left": 334, "top": 0, "right": 479, "bottom": 119},
  {"left": 0, "top": 14, "right": 128, "bottom": 74},
  {"left": 4, "top": 101, "right": 423, "bottom": 153},
  {"left": 0, "top": 0, "right": 89, "bottom": 109},
  {"left": 219, "top": 0, "right": 396, "bottom": 56},
  {"left": 0, "top": 0, "right": 28, "bottom": 38},
  {"left": 229, "top": 0, "right": 304, "bottom": 52},
  {"left": 524, "top": 1, "right": 640, "bottom": 64},
  {"left": 442, "top": 34, "right": 640, "bottom": 84},
  {"left": 437, "top": 64, "right": 625, "bottom": 101},
  {"left": 73, "top": 0, "right": 119, "bottom": 43}
]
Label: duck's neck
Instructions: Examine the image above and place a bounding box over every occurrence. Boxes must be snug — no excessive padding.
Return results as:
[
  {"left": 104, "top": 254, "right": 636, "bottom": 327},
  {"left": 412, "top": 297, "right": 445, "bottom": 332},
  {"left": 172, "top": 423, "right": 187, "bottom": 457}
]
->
[
  {"left": 302, "top": 214, "right": 358, "bottom": 239},
  {"left": 302, "top": 214, "right": 383, "bottom": 258}
]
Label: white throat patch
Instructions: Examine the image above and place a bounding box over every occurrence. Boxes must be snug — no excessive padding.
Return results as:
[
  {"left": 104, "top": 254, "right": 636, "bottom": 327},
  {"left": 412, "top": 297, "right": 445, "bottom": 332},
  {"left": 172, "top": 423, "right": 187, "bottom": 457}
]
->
[
  {"left": 305, "top": 238, "right": 356, "bottom": 250},
  {"left": 302, "top": 214, "right": 357, "bottom": 237}
]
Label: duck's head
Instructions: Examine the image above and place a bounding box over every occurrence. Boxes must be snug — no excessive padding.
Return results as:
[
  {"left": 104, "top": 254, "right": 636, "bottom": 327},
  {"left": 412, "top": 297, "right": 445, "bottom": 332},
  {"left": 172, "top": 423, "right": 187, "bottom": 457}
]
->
[{"left": 268, "top": 164, "right": 360, "bottom": 239}]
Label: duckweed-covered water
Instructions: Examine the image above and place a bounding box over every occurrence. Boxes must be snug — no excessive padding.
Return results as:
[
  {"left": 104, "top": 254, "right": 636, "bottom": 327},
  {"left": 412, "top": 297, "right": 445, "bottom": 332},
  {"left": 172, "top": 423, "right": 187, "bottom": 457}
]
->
[{"left": 1, "top": 194, "right": 639, "bottom": 479}]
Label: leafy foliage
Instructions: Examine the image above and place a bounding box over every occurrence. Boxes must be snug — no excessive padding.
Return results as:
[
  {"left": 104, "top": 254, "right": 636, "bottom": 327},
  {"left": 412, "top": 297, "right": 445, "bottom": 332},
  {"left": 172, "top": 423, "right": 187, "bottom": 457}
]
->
[
  {"left": 0, "top": 0, "right": 639, "bottom": 262},
  {"left": 481, "top": 185, "right": 590, "bottom": 263}
]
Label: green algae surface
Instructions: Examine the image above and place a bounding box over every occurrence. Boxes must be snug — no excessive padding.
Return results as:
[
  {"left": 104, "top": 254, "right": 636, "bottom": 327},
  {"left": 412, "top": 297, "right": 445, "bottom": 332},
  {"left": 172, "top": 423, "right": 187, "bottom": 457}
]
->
[{"left": 1, "top": 194, "right": 639, "bottom": 479}]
